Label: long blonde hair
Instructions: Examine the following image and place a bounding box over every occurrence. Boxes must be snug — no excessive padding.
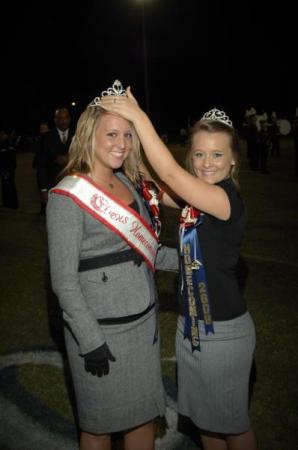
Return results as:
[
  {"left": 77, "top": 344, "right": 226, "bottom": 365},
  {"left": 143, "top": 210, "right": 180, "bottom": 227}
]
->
[{"left": 63, "top": 106, "right": 142, "bottom": 184}]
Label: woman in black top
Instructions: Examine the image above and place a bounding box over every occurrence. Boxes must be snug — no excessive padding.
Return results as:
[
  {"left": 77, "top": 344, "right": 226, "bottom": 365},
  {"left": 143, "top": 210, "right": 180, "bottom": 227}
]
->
[{"left": 100, "top": 92, "right": 257, "bottom": 450}]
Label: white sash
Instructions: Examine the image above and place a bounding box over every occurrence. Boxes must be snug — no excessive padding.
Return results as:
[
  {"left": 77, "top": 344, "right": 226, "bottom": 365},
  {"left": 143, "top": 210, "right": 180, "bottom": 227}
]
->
[{"left": 51, "top": 174, "right": 158, "bottom": 271}]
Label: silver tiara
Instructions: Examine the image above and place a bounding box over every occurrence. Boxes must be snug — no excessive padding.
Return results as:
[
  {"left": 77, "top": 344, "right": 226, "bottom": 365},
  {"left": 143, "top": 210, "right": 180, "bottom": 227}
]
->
[
  {"left": 89, "top": 79, "right": 126, "bottom": 107},
  {"left": 200, "top": 108, "right": 233, "bottom": 128}
]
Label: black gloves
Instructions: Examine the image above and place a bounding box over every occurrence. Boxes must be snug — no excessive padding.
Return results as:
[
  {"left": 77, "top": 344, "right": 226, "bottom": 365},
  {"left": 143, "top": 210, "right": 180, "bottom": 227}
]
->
[{"left": 83, "top": 343, "right": 116, "bottom": 377}]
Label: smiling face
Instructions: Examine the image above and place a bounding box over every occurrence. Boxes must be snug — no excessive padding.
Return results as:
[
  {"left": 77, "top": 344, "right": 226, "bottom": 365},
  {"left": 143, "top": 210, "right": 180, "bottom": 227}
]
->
[
  {"left": 191, "top": 130, "right": 235, "bottom": 184},
  {"left": 93, "top": 113, "right": 133, "bottom": 172}
]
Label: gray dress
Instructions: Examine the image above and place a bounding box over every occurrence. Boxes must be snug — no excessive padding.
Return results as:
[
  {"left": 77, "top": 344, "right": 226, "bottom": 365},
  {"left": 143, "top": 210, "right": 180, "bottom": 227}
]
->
[
  {"left": 175, "top": 179, "right": 256, "bottom": 434},
  {"left": 46, "top": 172, "right": 178, "bottom": 434}
]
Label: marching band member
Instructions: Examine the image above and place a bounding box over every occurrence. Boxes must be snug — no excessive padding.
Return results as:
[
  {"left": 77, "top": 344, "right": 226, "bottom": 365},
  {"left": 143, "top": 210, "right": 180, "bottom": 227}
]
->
[{"left": 46, "top": 80, "right": 178, "bottom": 450}]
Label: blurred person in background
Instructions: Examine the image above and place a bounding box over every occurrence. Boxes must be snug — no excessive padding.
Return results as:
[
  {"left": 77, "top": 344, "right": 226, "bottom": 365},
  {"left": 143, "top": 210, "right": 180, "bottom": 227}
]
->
[
  {"left": 0, "top": 128, "right": 18, "bottom": 209},
  {"left": 37, "top": 108, "right": 73, "bottom": 214},
  {"left": 32, "top": 121, "right": 50, "bottom": 215}
]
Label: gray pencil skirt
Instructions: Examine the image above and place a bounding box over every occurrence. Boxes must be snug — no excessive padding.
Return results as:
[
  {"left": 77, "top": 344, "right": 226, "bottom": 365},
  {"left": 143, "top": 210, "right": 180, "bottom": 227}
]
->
[
  {"left": 65, "top": 307, "right": 166, "bottom": 434},
  {"left": 176, "top": 311, "right": 256, "bottom": 434}
]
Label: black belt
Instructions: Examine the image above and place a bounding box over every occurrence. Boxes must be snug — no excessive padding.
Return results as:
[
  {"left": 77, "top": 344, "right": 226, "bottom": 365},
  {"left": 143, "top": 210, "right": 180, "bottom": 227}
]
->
[
  {"left": 97, "top": 302, "right": 156, "bottom": 325},
  {"left": 79, "top": 248, "right": 143, "bottom": 272}
]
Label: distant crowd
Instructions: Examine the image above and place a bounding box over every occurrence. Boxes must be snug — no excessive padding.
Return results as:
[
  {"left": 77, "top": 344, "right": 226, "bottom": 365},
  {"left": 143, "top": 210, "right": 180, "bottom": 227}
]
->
[{"left": 1, "top": 105, "right": 298, "bottom": 212}]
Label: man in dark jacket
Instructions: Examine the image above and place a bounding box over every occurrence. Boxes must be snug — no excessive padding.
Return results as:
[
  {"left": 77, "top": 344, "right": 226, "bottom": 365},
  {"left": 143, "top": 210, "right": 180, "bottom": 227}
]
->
[{"left": 37, "top": 108, "right": 73, "bottom": 214}]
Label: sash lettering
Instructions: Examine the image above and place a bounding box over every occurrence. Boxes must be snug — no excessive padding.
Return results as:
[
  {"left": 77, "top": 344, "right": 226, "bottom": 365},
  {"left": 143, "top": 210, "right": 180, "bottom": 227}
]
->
[
  {"left": 179, "top": 205, "right": 214, "bottom": 352},
  {"left": 51, "top": 174, "right": 158, "bottom": 271}
]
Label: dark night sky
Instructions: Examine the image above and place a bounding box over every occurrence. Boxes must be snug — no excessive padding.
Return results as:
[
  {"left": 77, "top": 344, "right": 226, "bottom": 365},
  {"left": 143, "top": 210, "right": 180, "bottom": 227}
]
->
[{"left": 0, "top": 0, "right": 296, "bottom": 134}]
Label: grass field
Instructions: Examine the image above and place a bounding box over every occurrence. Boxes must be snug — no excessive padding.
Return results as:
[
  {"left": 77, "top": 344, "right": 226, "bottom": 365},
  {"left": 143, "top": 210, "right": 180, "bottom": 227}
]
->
[{"left": 0, "top": 138, "right": 298, "bottom": 449}]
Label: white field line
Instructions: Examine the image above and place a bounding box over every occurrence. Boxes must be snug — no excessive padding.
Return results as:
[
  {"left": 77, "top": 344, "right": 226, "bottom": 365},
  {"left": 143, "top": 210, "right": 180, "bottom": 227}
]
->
[{"left": 0, "top": 350, "right": 197, "bottom": 450}]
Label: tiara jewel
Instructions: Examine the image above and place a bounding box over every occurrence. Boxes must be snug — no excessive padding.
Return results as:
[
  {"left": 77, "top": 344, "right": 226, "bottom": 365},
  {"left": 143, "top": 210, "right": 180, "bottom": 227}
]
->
[
  {"left": 89, "top": 79, "right": 126, "bottom": 107},
  {"left": 201, "top": 108, "right": 233, "bottom": 128},
  {"left": 101, "top": 79, "right": 126, "bottom": 97}
]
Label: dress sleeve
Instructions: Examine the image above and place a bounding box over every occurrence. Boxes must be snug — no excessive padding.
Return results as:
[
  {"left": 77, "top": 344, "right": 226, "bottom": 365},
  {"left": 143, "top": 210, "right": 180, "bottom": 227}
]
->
[
  {"left": 46, "top": 193, "right": 106, "bottom": 355},
  {"left": 155, "top": 245, "right": 179, "bottom": 272}
]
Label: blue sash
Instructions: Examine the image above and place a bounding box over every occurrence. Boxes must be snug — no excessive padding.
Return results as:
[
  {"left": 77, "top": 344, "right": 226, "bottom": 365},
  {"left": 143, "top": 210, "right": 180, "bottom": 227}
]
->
[{"left": 179, "top": 206, "right": 214, "bottom": 352}]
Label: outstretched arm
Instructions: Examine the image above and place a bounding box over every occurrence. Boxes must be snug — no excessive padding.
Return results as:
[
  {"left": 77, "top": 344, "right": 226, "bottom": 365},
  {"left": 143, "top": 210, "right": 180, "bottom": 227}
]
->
[{"left": 100, "top": 88, "right": 231, "bottom": 220}]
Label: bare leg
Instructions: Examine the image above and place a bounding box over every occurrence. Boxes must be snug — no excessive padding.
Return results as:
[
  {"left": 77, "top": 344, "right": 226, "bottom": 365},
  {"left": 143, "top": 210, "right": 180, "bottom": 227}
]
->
[
  {"left": 80, "top": 431, "right": 111, "bottom": 450},
  {"left": 226, "top": 429, "right": 257, "bottom": 450},
  {"left": 200, "top": 432, "right": 228, "bottom": 450},
  {"left": 201, "top": 429, "right": 257, "bottom": 450},
  {"left": 123, "top": 421, "right": 155, "bottom": 450}
]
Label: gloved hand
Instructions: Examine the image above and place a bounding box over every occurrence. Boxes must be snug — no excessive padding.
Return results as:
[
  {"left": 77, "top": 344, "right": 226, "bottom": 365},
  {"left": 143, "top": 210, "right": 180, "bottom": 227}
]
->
[{"left": 83, "top": 343, "right": 116, "bottom": 377}]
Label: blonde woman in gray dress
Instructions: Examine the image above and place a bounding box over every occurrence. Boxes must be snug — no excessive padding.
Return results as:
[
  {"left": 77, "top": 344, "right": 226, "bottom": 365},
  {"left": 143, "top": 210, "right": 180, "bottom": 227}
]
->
[{"left": 46, "top": 81, "right": 178, "bottom": 450}]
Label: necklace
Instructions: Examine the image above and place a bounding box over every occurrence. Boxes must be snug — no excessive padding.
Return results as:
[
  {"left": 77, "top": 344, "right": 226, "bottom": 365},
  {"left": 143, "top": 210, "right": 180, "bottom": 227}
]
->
[{"left": 90, "top": 173, "right": 115, "bottom": 189}]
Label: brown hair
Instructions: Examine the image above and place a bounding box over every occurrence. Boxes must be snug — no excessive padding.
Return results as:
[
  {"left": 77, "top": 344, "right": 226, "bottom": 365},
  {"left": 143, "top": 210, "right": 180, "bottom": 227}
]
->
[{"left": 185, "top": 119, "right": 242, "bottom": 188}]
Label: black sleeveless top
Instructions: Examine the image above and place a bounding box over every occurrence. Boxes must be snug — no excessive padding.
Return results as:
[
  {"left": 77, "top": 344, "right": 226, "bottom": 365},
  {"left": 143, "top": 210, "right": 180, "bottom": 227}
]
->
[{"left": 179, "top": 178, "right": 247, "bottom": 321}]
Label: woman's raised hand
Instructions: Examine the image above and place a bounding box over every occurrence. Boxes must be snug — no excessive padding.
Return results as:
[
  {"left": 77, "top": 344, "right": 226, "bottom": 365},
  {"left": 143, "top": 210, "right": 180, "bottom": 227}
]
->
[
  {"left": 99, "top": 86, "right": 144, "bottom": 123},
  {"left": 126, "top": 86, "right": 138, "bottom": 104}
]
